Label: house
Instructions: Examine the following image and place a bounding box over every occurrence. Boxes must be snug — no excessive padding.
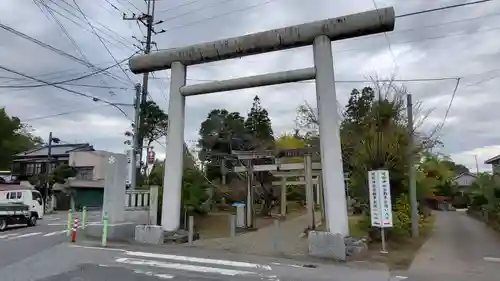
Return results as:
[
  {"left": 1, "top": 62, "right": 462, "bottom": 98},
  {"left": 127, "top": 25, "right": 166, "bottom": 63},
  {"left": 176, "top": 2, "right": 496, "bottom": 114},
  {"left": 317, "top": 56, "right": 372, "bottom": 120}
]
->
[
  {"left": 12, "top": 143, "right": 94, "bottom": 181},
  {"left": 485, "top": 155, "right": 500, "bottom": 175},
  {"left": 57, "top": 150, "right": 117, "bottom": 209},
  {"left": 453, "top": 172, "right": 477, "bottom": 194},
  {"left": 11, "top": 144, "right": 120, "bottom": 210}
]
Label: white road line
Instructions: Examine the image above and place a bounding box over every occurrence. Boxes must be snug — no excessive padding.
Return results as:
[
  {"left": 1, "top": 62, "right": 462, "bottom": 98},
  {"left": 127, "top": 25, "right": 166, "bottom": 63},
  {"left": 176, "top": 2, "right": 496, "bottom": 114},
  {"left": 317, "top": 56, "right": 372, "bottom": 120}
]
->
[
  {"left": 47, "top": 221, "right": 100, "bottom": 226},
  {"left": 68, "top": 245, "right": 125, "bottom": 252},
  {"left": 0, "top": 233, "right": 18, "bottom": 239},
  {"left": 125, "top": 251, "right": 272, "bottom": 270},
  {"left": 115, "top": 257, "right": 255, "bottom": 276},
  {"left": 133, "top": 270, "right": 175, "bottom": 279},
  {"left": 44, "top": 230, "right": 67, "bottom": 237},
  {"left": 8, "top": 232, "right": 42, "bottom": 240},
  {"left": 484, "top": 257, "right": 500, "bottom": 263}
]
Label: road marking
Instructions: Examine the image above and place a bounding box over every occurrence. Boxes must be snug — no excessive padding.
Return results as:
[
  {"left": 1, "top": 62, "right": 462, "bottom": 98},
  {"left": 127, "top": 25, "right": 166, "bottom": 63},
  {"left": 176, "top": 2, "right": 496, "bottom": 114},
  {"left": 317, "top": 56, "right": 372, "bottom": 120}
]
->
[
  {"left": 0, "top": 233, "right": 17, "bottom": 239},
  {"left": 48, "top": 221, "right": 100, "bottom": 226},
  {"left": 115, "top": 257, "right": 255, "bottom": 276},
  {"left": 133, "top": 270, "right": 174, "bottom": 279},
  {"left": 44, "top": 230, "right": 67, "bottom": 237},
  {"left": 8, "top": 232, "right": 42, "bottom": 240},
  {"left": 394, "top": 276, "right": 408, "bottom": 280},
  {"left": 125, "top": 251, "right": 272, "bottom": 270},
  {"left": 484, "top": 257, "right": 500, "bottom": 263},
  {"left": 68, "top": 245, "right": 125, "bottom": 252}
]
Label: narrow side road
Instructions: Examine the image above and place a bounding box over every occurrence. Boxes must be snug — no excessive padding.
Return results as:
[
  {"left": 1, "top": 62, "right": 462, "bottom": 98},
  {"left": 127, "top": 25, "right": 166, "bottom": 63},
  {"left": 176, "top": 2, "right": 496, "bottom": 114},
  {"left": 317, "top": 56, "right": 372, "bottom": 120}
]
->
[{"left": 407, "top": 211, "right": 500, "bottom": 281}]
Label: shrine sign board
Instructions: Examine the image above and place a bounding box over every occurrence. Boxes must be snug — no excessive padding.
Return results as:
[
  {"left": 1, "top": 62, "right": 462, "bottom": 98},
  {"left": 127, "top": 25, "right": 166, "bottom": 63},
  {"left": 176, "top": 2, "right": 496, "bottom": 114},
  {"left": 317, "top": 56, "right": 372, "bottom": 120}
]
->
[{"left": 368, "top": 170, "right": 393, "bottom": 228}]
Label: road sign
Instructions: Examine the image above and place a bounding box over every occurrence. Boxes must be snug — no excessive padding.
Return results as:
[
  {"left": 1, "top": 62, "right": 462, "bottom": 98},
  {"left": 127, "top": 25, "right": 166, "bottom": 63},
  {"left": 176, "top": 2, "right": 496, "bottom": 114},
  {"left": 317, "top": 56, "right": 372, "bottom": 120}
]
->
[{"left": 368, "top": 170, "right": 393, "bottom": 228}]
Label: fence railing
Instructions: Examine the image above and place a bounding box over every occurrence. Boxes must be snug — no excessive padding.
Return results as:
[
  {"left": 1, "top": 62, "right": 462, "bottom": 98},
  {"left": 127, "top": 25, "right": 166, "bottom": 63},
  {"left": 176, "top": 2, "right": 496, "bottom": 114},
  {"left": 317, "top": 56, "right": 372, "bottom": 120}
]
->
[{"left": 125, "top": 190, "right": 150, "bottom": 210}]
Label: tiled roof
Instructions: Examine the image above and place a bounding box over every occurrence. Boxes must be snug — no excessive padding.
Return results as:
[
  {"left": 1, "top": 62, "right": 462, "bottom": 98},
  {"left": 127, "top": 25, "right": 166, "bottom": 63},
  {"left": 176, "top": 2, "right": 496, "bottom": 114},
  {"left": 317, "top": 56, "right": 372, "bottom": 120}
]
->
[{"left": 15, "top": 143, "right": 94, "bottom": 158}]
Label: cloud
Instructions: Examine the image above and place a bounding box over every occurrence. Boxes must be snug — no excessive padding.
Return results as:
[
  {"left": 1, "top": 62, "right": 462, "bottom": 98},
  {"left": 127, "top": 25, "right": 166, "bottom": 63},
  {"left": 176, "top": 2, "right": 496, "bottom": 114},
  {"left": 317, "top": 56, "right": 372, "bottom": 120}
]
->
[{"left": 1, "top": 0, "right": 500, "bottom": 168}]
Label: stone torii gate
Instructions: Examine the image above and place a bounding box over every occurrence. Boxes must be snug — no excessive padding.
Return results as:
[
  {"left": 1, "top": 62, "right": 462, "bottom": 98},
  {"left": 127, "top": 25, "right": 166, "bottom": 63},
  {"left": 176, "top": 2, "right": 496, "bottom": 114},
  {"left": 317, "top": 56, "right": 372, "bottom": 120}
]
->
[{"left": 129, "top": 7, "right": 395, "bottom": 235}]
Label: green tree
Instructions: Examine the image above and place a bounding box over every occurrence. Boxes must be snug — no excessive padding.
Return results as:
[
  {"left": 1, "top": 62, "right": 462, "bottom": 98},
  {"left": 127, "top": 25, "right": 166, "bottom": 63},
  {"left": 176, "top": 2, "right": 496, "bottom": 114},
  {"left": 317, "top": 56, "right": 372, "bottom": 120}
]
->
[
  {"left": 244, "top": 95, "right": 274, "bottom": 147},
  {"left": 295, "top": 83, "right": 437, "bottom": 206},
  {"left": 197, "top": 109, "right": 247, "bottom": 181},
  {"left": 0, "top": 108, "right": 42, "bottom": 170},
  {"left": 138, "top": 100, "right": 169, "bottom": 149}
]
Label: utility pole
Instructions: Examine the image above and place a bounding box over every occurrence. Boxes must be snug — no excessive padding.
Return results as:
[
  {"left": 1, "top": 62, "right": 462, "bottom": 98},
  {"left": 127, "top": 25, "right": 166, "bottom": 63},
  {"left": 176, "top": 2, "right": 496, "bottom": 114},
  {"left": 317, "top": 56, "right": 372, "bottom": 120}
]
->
[
  {"left": 474, "top": 155, "right": 480, "bottom": 174},
  {"left": 46, "top": 132, "right": 60, "bottom": 211},
  {"left": 130, "top": 83, "right": 142, "bottom": 190},
  {"left": 406, "top": 94, "right": 419, "bottom": 238},
  {"left": 123, "top": 0, "right": 165, "bottom": 176}
]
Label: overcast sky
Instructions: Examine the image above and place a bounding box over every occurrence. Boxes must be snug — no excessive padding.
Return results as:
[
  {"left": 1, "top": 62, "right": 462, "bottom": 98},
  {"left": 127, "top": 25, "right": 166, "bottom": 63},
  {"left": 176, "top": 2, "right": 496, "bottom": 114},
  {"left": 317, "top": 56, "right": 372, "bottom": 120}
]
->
[{"left": 1, "top": 0, "right": 499, "bottom": 172}]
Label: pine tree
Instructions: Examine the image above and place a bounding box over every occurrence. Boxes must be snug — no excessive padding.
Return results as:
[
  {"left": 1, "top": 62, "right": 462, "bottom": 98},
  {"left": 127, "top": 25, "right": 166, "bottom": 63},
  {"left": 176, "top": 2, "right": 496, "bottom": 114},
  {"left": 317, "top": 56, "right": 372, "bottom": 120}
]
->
[{"left": 244, "top": 95, "right": 274, "bottom": 145}]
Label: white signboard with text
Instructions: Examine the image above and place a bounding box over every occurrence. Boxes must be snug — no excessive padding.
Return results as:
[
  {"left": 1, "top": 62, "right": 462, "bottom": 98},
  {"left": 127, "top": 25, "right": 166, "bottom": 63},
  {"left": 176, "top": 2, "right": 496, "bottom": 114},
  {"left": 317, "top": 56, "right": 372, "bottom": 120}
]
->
[{"left": 368, "top": 170, "right": 393, "bottom": 228}]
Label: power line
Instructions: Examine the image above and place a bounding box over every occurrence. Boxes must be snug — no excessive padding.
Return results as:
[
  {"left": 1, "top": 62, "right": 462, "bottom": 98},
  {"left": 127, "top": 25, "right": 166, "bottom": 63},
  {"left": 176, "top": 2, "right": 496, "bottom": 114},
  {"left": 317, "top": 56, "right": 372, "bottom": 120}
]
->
[
  {"left": 71, "top": 0, "right": 135, "bottom": 84},
  {"left": 435, "top": 78, "right": 461, "bottom": 133},
  {"left": 157, "top": 0, "right": 204, "bottom": 13},
  {"left": 371, "top": 0, "right": 399, "bottom": 72},
  {"left": 22, "top": 104, "right": 113, "bottom": 122},
  {"left": 159, "top": 0, "right": 279, "bottom": 34},
  {"left": 396, "top": 0, "right": 495, "bottom": 18},
  {"left": 36, "top": 0, "right": 136, "bottom": 52},
  {"left": 0, "top": 53, "right": 135, "bottom": 89},
  {"left": 160, "top": 0, "right": 239, "bottom": 24},
  {"left": 0, "top": 21, "right": 132, "bottom": 86},
  {"left": 0, "top": 64, "right": 131, "bottom": 118}
]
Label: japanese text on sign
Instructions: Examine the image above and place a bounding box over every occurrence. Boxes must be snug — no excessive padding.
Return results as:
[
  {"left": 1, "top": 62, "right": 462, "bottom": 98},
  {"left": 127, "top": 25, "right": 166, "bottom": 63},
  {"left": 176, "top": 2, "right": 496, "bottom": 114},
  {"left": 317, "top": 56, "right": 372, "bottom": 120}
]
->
[{"left": 368, "top": 170, "right": 393, "bottom": 228}]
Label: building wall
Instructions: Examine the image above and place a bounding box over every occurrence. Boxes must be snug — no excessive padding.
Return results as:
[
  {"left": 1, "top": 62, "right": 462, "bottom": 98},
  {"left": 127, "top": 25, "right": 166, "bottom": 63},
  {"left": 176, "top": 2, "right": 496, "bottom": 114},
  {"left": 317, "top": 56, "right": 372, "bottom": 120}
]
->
[
  {"left": 69, "top": 151, "right": 114, "bottom": 180},
  {"left": 492, "top": 163, "right": 500, "bottom": 176},
  {"left": 454, "top": 174, "right": 476, "bottom": 186}
]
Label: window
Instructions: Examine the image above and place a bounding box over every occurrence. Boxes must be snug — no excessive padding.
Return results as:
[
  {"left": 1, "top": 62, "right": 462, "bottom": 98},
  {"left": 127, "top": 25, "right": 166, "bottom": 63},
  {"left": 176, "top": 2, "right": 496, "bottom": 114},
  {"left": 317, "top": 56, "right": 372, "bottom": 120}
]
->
[
  {"left": 32, "top": 191, "right": 42, "bottom": 204},
  {"left": 34, "top": 163, "right": 42, "bottom": 175},
  {"left": 16, "top": 192, "right": 22, "bottom": 199},
  {"left": 76, "top": 167, "right": 94, "bottom": 181},
  {"left": 26, "top": 164, "right": 34, "bottom": 175}
]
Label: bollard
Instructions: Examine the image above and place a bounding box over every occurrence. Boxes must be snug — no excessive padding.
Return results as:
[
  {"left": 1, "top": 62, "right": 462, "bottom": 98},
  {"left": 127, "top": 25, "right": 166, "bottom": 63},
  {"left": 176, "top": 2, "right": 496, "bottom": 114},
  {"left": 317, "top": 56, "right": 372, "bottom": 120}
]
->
[
  {"left": 71, "top": 218, "right": 78, "bottom": 243},
  {"left": 101, "top": 213, "right": 108, "bottom": 247},
  {"left": 81, "top": 206, "right": 87, "bottom": 230},
  {"left": 273, "top": 219, "right": 280, "bottom": 252},
  {"left": 67, "top": 209, "right": 73, "bottom": 236},
  {"left": 229, "top": 214, "right": 236, "bottom": 237},
  {"left": 188, "top": 216, "right": 194, "bottom": 244}
]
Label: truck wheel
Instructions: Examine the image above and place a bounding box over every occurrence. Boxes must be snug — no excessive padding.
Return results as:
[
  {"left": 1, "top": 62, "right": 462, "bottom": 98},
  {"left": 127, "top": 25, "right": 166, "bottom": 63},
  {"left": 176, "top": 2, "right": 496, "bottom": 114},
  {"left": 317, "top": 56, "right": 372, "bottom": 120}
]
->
[
  {"left": 27, "top": 215, "right": 37, "bottom": 227},
  {"left": 0, "top": 218, "right": 7, "bottom": 231}
]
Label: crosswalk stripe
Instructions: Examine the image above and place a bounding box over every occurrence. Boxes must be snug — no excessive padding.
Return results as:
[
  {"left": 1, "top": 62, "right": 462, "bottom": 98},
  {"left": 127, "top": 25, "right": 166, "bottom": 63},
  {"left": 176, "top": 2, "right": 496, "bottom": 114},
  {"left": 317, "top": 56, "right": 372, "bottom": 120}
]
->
[
  {"left": 125, "top": 251, "right": 272, "bottom": 270},
  {"left": 7, "top": 232, "right": 42, "bottom": 240},
  {"left": 115, "top": 257, "right": 255, "bottom": 276},
  {"left": 44, "top": 230, "right": 67, "bottom": 237}
]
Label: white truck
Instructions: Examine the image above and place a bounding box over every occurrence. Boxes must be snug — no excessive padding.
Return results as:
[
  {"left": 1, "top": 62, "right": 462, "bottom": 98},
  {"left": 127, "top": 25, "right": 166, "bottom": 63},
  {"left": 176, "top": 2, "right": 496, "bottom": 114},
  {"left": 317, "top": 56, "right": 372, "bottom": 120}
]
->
[{"left": 0, "top": 185, "right": 44, "bottom": 231}]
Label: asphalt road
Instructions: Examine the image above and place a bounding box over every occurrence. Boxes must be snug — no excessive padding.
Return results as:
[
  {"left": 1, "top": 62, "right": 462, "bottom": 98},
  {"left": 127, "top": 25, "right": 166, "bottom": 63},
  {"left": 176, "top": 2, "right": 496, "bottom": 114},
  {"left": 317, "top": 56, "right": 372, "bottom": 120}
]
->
[
  {"left": 0, "top": 211, "right": 101, "bottom": 268},
  {"left": 0, "top": 234, "right": 392, "bottom": 281},
  {"left": 407, "top": 211, "right": 500, "bottom": 281}
]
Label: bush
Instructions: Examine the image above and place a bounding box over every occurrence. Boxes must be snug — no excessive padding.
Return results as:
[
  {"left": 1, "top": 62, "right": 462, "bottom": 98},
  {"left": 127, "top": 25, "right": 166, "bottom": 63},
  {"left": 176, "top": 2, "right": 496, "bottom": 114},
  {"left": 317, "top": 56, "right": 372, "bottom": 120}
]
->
[{"left": 357, "top": 194, "right": 427, "bottom": 242}]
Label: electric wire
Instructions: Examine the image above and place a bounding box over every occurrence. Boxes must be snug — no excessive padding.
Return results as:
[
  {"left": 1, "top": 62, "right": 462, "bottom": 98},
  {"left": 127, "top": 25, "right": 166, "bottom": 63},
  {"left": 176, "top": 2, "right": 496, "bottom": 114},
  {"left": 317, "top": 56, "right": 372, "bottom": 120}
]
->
[
  {"left": 396, "top": 0, "right": 495, "bottom": 18},
  {"left": 0, "top": 64, "right": 131, "bottom": 118},
  {"left": 71, "top": 0, "right": 135, "bottom": 84},
  {"left": 0, "top": 53, "right": 136, "bottom": 89}
]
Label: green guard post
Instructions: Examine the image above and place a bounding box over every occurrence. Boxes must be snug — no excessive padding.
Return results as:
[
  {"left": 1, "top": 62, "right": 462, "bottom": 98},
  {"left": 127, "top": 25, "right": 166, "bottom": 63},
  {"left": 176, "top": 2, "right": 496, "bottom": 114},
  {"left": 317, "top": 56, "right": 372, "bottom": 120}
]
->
[
  {"left": 81, "top": 206, "right": 87, "bottom": 230},
  {"left": 67, "top": 209, "right": 73, "bottom": 237},
  {"left": 101, "top": 213, "right": 108, "bottom": 247}
]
